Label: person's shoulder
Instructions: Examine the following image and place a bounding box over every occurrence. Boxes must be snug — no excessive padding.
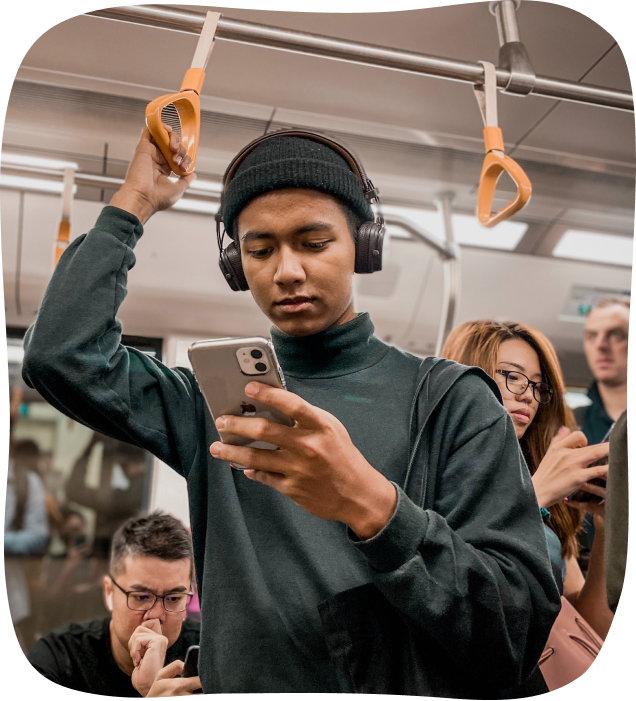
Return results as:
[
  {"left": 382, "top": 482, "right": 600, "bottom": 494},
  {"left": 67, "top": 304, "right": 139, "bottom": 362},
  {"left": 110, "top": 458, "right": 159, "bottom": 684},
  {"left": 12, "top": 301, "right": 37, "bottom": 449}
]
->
[
  {"left": 26, "top": 468, "right": 46, "bottom": 493},
  {"left": 428, "top": 361, "right": 507, "bottom": 433},
  {"left": 35, "top": 617, "right": 108, "bottom": 647}
]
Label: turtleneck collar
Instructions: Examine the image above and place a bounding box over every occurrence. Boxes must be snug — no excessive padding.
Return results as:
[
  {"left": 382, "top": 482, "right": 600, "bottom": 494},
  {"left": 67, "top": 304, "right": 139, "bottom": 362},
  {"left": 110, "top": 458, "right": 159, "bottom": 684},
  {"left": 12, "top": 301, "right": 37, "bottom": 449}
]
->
[{"left": 270, "top": 312, "right": 390, "bottom": 379}]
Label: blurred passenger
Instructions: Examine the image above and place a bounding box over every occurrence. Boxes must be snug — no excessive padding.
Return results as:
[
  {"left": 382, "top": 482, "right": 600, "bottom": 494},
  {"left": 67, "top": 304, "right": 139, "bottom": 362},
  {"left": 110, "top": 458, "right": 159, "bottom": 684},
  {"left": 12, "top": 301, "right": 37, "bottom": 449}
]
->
[
  {"left": 605, "top": 410, "right": 628, "bottom": 613},
  {"left": 5, "top": 438, "right": 50, "bottom": 653},
  {"left": 37, "top": 450, "right": 67, "bottom": 507},
  {"left": 35, "top": 507, "right": 105, "bottom": 634},
  {"left": 442, "top": 321, "right": 614, "bottom": 639},
  {"left": 65, "top": 433, "right": 147, "bottom": 558},
  {"left": 574, "top": 296, "right": 629, "bottom": 564},
  {"left": 28, "top": 512, "right": 200, "bottom": 697},
  {"left": 575, "top": 296, "right": 629, "bottom": 442}
]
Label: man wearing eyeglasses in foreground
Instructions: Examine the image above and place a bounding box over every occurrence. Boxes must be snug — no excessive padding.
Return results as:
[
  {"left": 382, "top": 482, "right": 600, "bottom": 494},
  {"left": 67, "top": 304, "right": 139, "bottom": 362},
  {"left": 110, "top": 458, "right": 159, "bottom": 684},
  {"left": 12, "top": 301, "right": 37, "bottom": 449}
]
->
[{"left": 27, "top": 512, "right": 201, "bottom": 697}]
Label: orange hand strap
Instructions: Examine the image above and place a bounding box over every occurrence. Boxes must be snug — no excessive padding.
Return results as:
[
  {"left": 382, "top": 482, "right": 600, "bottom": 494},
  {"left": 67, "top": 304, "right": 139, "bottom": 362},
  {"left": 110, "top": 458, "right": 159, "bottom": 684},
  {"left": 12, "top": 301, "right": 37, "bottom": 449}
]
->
[
  {"left": 474, "top": 61, "right": 532, "bottom": 228},
  {"left": 145, "top": 12, "right": 220, "bottom": 177}
]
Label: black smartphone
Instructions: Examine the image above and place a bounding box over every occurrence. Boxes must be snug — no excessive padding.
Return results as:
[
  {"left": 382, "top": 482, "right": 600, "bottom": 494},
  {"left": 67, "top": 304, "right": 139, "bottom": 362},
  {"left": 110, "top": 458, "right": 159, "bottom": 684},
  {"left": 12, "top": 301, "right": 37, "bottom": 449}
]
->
[
  {"left": 181, "top": 645, "right": 200, "bottom": 678},
  {"left": 568, "top": 423, "right": 613, "bottom": 502}
]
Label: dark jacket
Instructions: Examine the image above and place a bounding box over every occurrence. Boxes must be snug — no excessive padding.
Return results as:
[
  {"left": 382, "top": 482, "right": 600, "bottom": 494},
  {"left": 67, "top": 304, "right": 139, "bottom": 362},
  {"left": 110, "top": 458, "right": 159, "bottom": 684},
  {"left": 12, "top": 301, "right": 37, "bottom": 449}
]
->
[{"left": 22, "top": 206, "right": 560, "bottom": 694}]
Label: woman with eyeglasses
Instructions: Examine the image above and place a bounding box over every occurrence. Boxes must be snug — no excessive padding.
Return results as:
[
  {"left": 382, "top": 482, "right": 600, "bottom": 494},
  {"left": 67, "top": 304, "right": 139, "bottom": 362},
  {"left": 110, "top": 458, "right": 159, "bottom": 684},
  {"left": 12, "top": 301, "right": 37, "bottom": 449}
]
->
[{"left": 441, "top": 321, "right": 613, "bottom": 640}]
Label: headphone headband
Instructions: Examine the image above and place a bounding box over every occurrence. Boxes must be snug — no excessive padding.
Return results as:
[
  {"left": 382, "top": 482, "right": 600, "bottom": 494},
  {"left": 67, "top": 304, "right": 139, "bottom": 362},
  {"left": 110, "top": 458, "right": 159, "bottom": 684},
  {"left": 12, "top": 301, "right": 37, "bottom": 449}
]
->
[
  {"left": 221, "top": 128, "right": 379, "bottom": 203},
  {"left": 217, "top": 128, "right": 385, "bottom": 291}
]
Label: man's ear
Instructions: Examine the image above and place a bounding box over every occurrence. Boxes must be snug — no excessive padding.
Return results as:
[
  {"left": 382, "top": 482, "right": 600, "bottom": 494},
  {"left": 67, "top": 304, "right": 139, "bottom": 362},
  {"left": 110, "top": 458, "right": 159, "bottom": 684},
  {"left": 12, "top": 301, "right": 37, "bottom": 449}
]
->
[{"left": 103, "top": 575, "right": 113, "bottom": 611}]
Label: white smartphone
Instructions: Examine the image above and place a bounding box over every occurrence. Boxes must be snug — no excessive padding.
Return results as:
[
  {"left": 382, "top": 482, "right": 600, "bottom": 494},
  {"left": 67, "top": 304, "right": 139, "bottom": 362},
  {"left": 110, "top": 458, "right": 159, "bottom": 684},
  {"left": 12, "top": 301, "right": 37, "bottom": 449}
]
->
[{"left": 188, "top": 337, "right": 294, "bottom": 459}]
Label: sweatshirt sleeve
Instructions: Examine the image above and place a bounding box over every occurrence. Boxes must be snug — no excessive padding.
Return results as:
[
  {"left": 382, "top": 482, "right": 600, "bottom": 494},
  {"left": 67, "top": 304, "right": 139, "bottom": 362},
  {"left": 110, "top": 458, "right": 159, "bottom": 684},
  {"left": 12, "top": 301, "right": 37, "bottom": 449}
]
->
[
  {"left": 350, "top": 373, "right": 561, "bottom": 689},
  {"left": 22, "top": 206, "right": 200, "bottom": 476}
]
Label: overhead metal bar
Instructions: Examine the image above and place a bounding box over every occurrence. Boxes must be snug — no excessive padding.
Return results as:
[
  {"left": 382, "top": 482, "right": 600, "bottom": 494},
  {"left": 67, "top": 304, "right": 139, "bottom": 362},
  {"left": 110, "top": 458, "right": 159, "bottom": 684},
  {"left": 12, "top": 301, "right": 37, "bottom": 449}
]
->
[{"left": 86, "top": 5, "right": 633, "bottom": 112}]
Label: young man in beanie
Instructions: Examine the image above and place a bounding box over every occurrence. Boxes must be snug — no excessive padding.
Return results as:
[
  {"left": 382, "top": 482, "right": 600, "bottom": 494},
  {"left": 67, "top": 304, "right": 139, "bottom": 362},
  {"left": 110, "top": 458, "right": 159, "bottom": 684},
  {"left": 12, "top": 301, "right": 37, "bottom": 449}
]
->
[{"left": 23, "top": 128, "right": 559, "bottom": 696}]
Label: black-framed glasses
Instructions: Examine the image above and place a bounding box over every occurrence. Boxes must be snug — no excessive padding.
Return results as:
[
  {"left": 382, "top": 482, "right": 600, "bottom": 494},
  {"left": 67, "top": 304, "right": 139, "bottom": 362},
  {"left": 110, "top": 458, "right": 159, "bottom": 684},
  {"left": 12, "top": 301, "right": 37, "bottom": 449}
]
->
[
  {"left": 495, "top": 369, "right": 553, "bottom": 405},
  {"left": 109, "top": 573, "right": 193, "bottom": 613}
]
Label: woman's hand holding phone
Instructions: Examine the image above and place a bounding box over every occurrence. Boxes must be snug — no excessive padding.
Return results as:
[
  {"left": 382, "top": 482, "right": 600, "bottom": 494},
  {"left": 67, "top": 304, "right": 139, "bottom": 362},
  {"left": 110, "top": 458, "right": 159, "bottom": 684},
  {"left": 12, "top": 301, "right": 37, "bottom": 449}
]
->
[
  {"left": 565, "top": 477, "right": 607, "bottom": 530},
  {"left": 531, "top": 427, "right": 609, "bottom": 509}
]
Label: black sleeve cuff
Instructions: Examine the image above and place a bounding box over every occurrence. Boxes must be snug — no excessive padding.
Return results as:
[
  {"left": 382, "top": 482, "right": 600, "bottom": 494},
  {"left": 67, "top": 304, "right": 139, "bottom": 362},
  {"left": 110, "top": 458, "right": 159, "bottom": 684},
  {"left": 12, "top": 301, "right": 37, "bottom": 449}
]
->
[
  {"left": 349, "top": 483, "right": 429, "bottom": 574},
  {"left": 94, "top": 206, "right": 144, "bottom": 248}
]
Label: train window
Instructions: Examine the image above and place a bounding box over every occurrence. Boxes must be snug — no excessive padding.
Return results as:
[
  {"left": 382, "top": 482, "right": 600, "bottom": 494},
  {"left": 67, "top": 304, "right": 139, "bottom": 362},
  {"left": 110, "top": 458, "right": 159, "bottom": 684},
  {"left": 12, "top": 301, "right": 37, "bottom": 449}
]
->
[{"left": 5, "top": 330, "right": 160, "bottom": 654}]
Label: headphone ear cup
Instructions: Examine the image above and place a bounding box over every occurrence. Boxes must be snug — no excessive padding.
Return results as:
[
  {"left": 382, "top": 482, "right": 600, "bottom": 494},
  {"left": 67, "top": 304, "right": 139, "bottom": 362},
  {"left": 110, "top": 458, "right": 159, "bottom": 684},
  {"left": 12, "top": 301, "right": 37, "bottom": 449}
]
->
[
  {"left": 355, "top": 221, "right": 385, "bottom": 274},
  {"left": 219, "top": 240, "right": 249, "bottom": 291}
]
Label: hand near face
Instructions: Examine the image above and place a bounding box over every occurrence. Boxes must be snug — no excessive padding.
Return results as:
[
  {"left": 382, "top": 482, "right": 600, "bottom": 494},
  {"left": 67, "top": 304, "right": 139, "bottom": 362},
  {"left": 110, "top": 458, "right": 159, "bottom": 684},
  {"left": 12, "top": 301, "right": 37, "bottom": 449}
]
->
[
  {"left": 209, "top": 382, "right": 397, "bottom": 540},
  {"left": 145, "top": 660, "right": 202, "bottom": 697},
  {"left": 531, "top": 427, "right": 609, "bottom": 509},
  {"left": 129, "top": 618, "right": 169, "bottom": 697}
]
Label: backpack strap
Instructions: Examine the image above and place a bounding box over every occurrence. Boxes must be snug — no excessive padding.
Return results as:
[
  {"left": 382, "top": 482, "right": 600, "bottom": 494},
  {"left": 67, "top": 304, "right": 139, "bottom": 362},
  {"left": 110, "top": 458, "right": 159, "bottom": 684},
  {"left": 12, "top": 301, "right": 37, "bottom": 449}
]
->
[{"left": 405, "top": 358, "right": 500, "bottom": 509}]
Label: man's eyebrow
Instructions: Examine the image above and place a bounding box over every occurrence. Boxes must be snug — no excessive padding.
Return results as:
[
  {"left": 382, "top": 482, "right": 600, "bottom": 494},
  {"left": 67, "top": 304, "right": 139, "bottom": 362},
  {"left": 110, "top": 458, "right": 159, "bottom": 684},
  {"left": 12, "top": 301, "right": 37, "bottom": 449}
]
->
[
  {"left": 128, "top": 584, "right": 189, "bottom": 594},
  {"left": 294, "top": 222, "right": 334, "bottom": 235},
  {"left": 240, "top": 222, "right": 334, "bottom": 243},
  {"left": 499, "top": 361, "right": 542, "bottom": 379}
]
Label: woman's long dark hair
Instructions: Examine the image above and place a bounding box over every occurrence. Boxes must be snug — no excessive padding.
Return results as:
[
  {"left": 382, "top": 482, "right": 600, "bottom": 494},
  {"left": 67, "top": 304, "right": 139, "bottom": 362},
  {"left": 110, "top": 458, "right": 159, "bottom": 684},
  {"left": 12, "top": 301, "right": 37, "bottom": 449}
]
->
[{"left": 441, "top": 320, "right": 582, "bottom": 559}]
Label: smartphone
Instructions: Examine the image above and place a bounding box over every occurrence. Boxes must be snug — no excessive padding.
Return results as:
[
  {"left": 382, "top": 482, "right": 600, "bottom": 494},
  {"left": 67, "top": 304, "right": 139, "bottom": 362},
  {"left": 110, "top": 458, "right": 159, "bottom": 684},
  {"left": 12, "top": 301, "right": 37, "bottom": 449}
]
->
[
  {"left": 188, "top": 337, "right": 294, "bottom": 461},
  {"left": 568, "top": 423, "right": 613, "bottom": 502},
  {"left": 181, "top": 645, "right": 199, "bottom": 678}
]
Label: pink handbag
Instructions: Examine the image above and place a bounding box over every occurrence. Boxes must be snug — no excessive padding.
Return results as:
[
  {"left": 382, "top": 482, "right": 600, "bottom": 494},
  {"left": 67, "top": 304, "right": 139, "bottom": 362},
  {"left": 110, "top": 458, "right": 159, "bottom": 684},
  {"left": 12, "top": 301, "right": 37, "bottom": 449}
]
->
[{"left": 539, "top": 596, "right": 604, "bottom": 691}]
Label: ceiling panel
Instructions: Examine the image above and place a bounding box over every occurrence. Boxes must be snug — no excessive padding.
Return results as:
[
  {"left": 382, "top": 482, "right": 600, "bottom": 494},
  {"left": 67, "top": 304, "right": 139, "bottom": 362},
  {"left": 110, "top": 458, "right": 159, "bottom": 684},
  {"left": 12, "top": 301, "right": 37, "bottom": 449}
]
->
[{"left": 16, "top": 3, "right": 632, "bottom": 166}]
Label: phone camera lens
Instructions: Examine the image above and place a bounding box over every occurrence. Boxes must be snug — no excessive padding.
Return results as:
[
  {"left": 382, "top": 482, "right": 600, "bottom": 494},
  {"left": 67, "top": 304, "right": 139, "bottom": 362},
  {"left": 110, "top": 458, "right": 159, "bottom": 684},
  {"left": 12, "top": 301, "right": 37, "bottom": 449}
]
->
[
  {"left": 251, "top": 349, "right": 263, "bottom": 359},
  {"left": 255, "top": 362, "right": 267, "bottom": 372}
]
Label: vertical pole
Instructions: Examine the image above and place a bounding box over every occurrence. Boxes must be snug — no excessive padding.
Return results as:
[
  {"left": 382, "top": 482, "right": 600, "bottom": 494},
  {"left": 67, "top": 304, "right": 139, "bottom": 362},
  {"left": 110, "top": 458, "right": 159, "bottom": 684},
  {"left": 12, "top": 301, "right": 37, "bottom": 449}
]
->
[
  {"left": 492, "top": 0, "right": 522, "bottom": 46},
  {"left": 434, "top": 193, "right": 460, "bottom": 357},
  {"left": 54, "top": 167, "right": 75, "bottom": 267}
]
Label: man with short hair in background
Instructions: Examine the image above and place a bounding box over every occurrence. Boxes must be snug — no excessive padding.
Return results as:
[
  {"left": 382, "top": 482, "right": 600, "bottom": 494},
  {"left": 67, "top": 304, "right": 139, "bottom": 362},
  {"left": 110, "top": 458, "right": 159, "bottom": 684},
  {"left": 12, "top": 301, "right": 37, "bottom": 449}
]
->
[
  {"left": 575, "top": 296, "right": 629, "bottom": 442},
  {"left": 574, "top": 295, "right": 629, "bottom": 566},
  {"left": 28, "top": 511, "right": 201, "bottom": 697}
]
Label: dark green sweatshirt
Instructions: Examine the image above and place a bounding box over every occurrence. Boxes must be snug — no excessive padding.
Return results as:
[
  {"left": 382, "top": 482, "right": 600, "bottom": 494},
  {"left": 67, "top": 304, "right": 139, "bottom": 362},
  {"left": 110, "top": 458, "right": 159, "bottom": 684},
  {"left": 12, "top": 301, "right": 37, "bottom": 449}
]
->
[{"left": 23, "top": 206, "right": 560, "bottom": 694}]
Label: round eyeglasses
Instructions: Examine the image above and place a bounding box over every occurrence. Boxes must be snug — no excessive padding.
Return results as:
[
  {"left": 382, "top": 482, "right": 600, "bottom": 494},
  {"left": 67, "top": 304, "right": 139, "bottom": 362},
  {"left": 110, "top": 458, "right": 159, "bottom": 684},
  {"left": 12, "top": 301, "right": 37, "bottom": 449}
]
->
[
  {"left": 495, "top": 369, "right": 553, "bottom": 405},
  {"left": 109, "top": 574, "right": 193, "bottom": 613}
]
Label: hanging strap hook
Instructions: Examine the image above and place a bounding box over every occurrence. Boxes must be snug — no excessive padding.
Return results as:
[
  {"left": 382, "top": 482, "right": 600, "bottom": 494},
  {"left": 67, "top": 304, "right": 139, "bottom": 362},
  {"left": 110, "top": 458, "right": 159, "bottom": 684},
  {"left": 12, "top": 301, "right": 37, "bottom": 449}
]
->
[
  {"left": 473, "top": 60, "right": 532, "bottom": 227},
  {"left": 145, "top": 11, "right": 221, "bottom": 176}
]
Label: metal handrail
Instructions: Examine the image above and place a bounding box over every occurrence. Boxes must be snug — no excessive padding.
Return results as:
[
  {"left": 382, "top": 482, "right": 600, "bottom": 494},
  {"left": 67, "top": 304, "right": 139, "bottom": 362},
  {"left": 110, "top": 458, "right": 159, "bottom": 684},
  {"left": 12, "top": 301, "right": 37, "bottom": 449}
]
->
[
  {"left": 0, "top": 164, "right": 217, "bottom": 199},
  {"left": 86, "top": 5, "right": 633, "bottom": 112}
]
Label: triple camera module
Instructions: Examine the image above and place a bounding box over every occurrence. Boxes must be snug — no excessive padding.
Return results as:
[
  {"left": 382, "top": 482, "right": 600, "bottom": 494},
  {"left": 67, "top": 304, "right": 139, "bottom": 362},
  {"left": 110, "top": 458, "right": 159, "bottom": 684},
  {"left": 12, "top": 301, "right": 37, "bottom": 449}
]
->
[{"left": 236, "top": 346, "right": 270, "bottom": 375}]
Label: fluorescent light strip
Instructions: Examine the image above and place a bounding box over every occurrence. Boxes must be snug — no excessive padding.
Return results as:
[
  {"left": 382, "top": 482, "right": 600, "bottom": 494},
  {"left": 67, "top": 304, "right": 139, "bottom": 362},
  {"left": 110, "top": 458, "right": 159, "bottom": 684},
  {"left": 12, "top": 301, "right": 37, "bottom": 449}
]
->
[
  {"left": 553, "top": 230, "right": 633, "bottom": 267},
  {"left": 6, "top": 344, "right": 25, "bottom": 364},
  {"left": 189, "top": 179, "right": 223, "bottom": 193},
  {"left": 171, "top": 198, "right": 219, "bottom": 214},
  {"left": 167, "top": 175, "right": 223, "bottom": 193},
  {"left": 1, "top": 152, "right": 79, "bottom": 170},
  {"left": 382, "top": 204, "right": 528, "bottom": 251},
  {"left": 0, "top": 174, "right": 78, "bottom": 194}
]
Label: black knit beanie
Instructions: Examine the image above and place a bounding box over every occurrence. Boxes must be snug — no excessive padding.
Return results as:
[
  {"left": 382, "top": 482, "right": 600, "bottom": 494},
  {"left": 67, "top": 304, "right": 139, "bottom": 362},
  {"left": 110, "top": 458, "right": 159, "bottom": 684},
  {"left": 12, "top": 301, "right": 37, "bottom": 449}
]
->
[{"left": 220, "top": 136, "right": 374, "bottom": 238}]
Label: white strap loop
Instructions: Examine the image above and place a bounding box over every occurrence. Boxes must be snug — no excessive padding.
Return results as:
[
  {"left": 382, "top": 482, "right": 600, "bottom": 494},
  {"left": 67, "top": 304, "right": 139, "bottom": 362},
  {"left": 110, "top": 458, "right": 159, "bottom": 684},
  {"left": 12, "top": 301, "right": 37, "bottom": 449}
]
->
[{"left": 473, "top": 60, "right": 498, "bottom": 128}]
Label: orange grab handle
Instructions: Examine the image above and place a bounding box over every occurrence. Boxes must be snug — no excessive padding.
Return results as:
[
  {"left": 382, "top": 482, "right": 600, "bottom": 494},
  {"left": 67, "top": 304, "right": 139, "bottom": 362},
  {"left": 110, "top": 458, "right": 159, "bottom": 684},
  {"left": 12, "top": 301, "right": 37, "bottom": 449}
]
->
[
  {"left": 145, "top": 88, "right": 201, "bottom": 177},
  {"left": 54, "top": 220, "right": 71, "bottom": 267},
  {"left": 477, "top": 127, "right": 532, "bottom": 228}
]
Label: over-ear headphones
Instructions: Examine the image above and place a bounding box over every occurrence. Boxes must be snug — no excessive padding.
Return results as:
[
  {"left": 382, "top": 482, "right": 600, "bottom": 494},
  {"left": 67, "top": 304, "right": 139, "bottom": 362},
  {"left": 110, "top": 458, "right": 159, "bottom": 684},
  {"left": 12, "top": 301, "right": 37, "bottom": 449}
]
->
[
  {"left": 216, "top": 129, "right": 385, "bottom": 292},
  {"left": 107, "top": 592, "right": 113, "bottom": 611}
]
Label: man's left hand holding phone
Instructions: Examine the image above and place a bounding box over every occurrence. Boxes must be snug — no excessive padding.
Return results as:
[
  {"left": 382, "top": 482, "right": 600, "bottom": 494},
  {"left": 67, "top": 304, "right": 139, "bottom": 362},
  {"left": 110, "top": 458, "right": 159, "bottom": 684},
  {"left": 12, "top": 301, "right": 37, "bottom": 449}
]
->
[{"left": 129, "top": 620, "right": 202, "bottom": 696}]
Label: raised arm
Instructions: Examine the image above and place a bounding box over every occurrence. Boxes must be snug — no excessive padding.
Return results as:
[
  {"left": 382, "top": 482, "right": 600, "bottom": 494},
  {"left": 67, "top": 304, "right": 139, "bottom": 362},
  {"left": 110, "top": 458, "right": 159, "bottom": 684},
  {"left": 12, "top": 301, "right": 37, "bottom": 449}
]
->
[{"left": 22, "top": 129, "right": 201, "bottom": 474}]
